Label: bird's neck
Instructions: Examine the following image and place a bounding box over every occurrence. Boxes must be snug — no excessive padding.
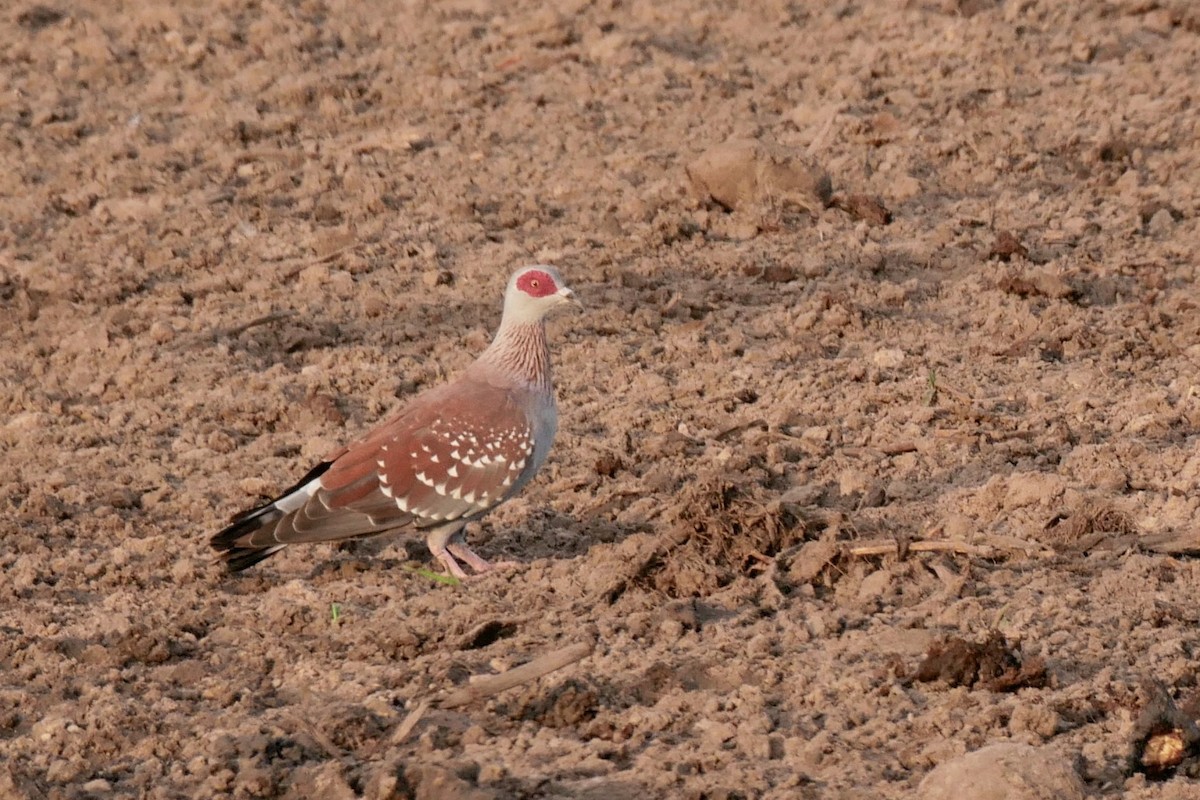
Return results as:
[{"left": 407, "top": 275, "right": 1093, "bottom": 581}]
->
[{"left": 480, "top": 320, "right": 553, "bottom": 394}]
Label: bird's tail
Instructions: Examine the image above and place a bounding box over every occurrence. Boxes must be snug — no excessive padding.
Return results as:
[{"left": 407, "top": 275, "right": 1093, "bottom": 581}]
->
[
  {"left": 210, "top": 505, "right": 289, "bottom": 571},
  {"left": 210, "top": 461, "right": 332, "bottom": 572}
]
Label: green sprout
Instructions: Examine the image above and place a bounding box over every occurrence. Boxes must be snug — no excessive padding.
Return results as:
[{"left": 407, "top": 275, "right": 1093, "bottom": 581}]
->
[{"left": 403, "top": 564, "right": 461, "bottom": 587}]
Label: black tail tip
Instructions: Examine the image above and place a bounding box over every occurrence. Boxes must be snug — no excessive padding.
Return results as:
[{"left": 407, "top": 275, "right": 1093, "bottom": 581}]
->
[
  {"left": 214, "top": 545, "right": 285, "bottom": 572},
  {"left": 210, "top": 507, "right": 286, "bottom": 572}
]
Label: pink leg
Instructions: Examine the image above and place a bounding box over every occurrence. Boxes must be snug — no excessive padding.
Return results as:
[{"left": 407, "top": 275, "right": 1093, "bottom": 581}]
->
[
  {"left": 426, "top": 523, "right": 517, "bottom": 578},
  {"left": 433, "top": 548, "right": 471, "bottom": 580},
  {"left": 447, "top": 541, "right": 519, "bottom": 574}
]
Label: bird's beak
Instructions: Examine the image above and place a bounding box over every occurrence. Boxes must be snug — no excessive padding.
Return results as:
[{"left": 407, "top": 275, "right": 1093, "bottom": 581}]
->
[{"left": 557, "top": 287, "right": 582, "bottom": 309}]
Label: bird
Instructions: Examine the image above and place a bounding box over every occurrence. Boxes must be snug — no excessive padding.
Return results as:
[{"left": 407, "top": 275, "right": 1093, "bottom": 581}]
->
[{"left": 210, "top": 265, "right": 580, "bottom": 578}]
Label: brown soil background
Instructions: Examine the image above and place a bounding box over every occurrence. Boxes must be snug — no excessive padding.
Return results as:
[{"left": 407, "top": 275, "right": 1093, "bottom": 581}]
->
[{"left": 3, "top": 0, "right": 1200, "bottom": 797}]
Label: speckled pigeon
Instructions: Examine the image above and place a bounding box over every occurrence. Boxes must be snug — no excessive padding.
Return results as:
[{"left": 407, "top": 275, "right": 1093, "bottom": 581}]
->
[{"left": 210, "top": 265, "right": 579, "bottom": 578}]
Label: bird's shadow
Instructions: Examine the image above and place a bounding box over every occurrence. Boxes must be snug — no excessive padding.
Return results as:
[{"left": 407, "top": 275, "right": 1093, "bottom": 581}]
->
[
  {"left": 292, "top": 508, "right": 648, "bottom": 581},
  {"left": 489, "top": 508, "right": 650, "bottom": 563}
]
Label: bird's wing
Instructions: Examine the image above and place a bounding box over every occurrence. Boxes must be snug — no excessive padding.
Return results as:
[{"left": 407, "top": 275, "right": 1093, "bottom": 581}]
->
[{"left": 224, "top": 379, "right": 539, "bottom": 548}]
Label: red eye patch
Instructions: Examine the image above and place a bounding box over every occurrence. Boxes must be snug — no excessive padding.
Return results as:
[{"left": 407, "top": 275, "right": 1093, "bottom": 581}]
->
[{"left": 516, "top": 269, "right": 558, "bottom": 297}]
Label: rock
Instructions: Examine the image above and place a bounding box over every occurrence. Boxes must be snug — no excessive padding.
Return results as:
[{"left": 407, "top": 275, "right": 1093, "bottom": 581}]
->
[
  {"left": 830, "top": 193, "right": 892, "bottom": 225},
  {"left": 857, "top": 568, "right": 893, "bottom": 603},
  {"left": 989, "top": 230, "right": 1029, "bottom": 261},
  {"left": 409, "top": 764, "right": 497, "bottom": 800},
  {"left": 892, "top": 173, "right": 921, "bottom": 200},
  {"left": 800, "top": 426, "right": 830, "bottom": 444},
  {"left": 780, "top": 484, "right": 826, "bottom": 507},
  {"left": 786, "top": 538, "right": 840, "bottom": 585},
  {"left": 1148, "top": 207, "right": 1176, "bottom": 237},
  {"left": 1004, "top": 472, "right": 1063, "bottom": 509},
  {"left": 997, "top": 268, "right": 1075, "bottom": 299},
  {"left": 686, "top": 139, "right": 832, "bottom": 213},
  {"left": 1009, "top": 703, "right": 1061, "bottom": 739},
  {"left": 941, "top": 514, "right": 974, "bottom": 540},
  {"left": 918, "top": 742, "right": 1084, "bottom": 800},
  {"left": 422, "top": 269, "right": 454, "bottom": 288},
  {"left": 303, "top": 762, "right": 357, "bottom": 800},
  {"left": 59, "top": 325, "right": 110, "bottom": 354},
  {"left": 839, "top": 468, "right": 872, "bottom": 497},
  {"left": 872, "top": 348, "right": 906, "bottom": 369}
]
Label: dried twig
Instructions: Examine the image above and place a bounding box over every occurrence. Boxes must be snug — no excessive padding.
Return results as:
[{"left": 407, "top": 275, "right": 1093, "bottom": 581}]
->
[
  {"left": 848, "top": 534, "right": 1057, "bottom": 560},
  {"left": 279, "top": 708, "right": 350, "bottom": 765},
  {"left": 279, "top": 243, "right": 361, "bottom": 280},
  {"left": 219, "top": 311, "right": 296, "bottom": 339},
  {"left": 390, "top": 699, "right": 429, "bottom": 746},
  {"left": 388, "top": 641, "right": 594, "bottom": 747},
  {"left": 976, "top": 533, "right": 1054, "bottom": 557},
  {"left": 712, "top": 419, "right": 767, "bottom": 442},
  {"left": 847, "top": 539, "right": 995, "bottom": 559},
  {"left": 1140, "top": 530, "right": 1200, "bottom": 556},
  {"left": 386, "top": 642, "right": 592, "bottom": 748},
  {"left": 441, "top": 641, "right": 593, "bottom": 709}
]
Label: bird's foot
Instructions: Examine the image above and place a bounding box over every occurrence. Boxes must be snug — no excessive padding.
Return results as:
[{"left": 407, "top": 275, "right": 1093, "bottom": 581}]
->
[
  {"left": 434, "top": 549, "right": 471, "bottom": 580},
  {"left": 439, "top": 542, "right": 518, "bottom": 579},
  {"left": 426, "top": 523, "right": 518, "bottom": 580}
]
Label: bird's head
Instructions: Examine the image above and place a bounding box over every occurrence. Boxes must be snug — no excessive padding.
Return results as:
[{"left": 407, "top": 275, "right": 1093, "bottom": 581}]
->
[{"left": 502, "top": 265, "right": 581, "bottom": 324}]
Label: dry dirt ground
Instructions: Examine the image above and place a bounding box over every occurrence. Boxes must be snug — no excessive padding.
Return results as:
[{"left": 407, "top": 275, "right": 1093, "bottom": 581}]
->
[{"left": 3, "top": 0, "right": 1200, "bottom": 797}]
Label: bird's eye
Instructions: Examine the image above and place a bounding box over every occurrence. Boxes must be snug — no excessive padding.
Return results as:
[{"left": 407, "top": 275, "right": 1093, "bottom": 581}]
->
[{"left": 516, "top": 270, "right": 555, "bottom": 297}]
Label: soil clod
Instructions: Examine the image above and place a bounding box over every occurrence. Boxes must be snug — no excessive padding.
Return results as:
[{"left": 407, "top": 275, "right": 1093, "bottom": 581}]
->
[
  {"left": 913, "top": 631, "right": 1048, "bottom": 692},
  {"left": 629, "top": 475, "right": 807, "bottom": 598},
  {"left": 1130, "top": 683, "right": 1200, "bottom": 780}
]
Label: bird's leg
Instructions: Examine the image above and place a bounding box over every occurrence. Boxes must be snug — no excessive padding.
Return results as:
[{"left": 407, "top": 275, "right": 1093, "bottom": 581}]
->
[
  {"left": 447, "top": 528, "right": 521, "bottom": 575},
  {"left": 445, "top": 541, "right": 496, "bottom": 573},
  {"left": 426, "top": 523, "right": 516, "bottom": 577},
  {"left": 425, "top": 522, "right": 472, "bottom": 579}
]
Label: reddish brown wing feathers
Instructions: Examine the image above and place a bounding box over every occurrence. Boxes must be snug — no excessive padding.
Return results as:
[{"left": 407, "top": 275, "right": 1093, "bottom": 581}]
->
[{"left": 239, "top": 378, "right": 537, "bottom": 547}]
